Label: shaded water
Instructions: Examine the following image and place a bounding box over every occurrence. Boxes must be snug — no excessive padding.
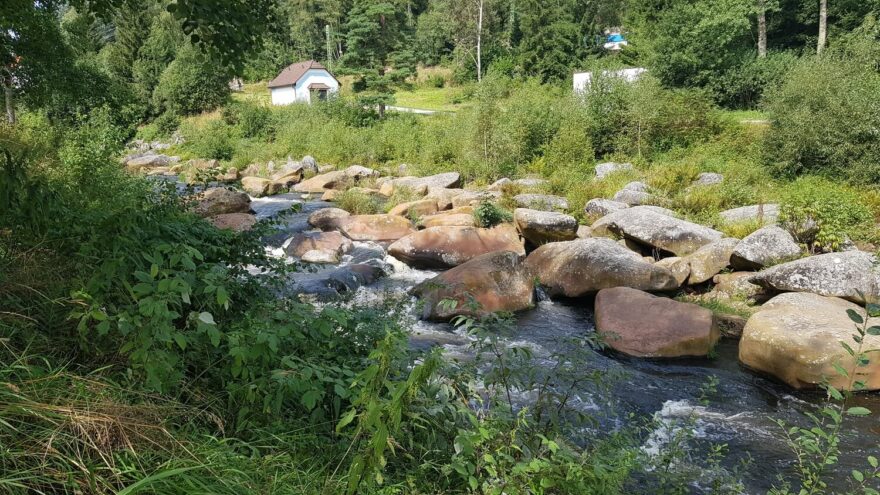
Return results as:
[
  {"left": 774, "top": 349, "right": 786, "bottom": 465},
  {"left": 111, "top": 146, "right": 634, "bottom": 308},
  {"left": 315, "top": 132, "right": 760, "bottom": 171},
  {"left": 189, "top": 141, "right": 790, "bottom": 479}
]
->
[{"left": 251, "top": 194, "right": 880, "bottom": 494}]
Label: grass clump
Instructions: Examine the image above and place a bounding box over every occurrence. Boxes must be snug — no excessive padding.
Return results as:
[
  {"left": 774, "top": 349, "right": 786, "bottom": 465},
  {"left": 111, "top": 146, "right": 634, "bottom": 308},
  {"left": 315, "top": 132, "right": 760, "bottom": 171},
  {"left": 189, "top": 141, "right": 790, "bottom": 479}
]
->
[
  {"left": 473, "top": 201, "right": 512, "bottom": 228},
  {"left": 335, "top": 189, "right": 385, "bottom": 215}
]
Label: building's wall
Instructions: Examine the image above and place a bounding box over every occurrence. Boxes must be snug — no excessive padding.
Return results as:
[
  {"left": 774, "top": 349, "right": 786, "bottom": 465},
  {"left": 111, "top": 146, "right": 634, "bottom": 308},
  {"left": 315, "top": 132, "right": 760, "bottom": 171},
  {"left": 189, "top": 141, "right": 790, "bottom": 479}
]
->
[
  {"left": 270, "top": 86, "right": 297, "bottom": 106},
  {"left": 295, "top": 69, "right": 341, "bottom": 103},
  {"left": 573, "top": 68, "right": 647, "bottom": 94}
]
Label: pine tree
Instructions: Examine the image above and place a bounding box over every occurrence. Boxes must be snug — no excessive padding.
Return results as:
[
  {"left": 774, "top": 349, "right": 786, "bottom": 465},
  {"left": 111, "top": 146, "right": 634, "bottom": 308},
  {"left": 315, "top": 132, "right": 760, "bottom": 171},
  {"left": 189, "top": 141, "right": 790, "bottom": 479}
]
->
[{"left": 517, "top": 0, "right": 579, "bottom": 83}]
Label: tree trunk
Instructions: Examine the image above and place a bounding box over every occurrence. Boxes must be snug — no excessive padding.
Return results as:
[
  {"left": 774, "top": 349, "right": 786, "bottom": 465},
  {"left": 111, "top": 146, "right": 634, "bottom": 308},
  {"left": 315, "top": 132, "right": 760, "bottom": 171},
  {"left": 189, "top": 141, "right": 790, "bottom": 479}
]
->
[
  {"left": 757, "top": 0, "right": 767, "bottom": 58},
  {"left": 3, "top": 74, "right": 14, "bottom": 125},
  {"left": 476, "top": 0, "right": 484, "bottom": 82},
  {"left": 378, "top": 103, "right": 385, "bottom": 119},
  {"left": 817, "top": 0, "right": 827, "bottom": 54}
]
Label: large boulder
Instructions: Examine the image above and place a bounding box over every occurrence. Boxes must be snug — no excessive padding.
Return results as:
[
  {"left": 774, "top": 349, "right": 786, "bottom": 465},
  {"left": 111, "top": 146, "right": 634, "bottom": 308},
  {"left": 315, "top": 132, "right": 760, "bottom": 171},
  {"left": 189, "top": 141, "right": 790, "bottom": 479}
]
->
[
  {"left": 513, "top": 208, "right": 578, "bottom": 246},
  {"left": 294, "top": 171, "right": 349, "bottom": 193},
  {"left": 513, "top": 194, "right": 569, "bottom": 211},
  {"left": 739, "top": 292, "right": 880, "bottom": 390},
  {"left": 749, "top": 251, "right": 880, "bottom": 304},
  {"left": 388, "top": 224, "right": 525, "bottom": 269},
  {"left": 612, "top": 188, "right": 656, "bottom": 206},
  {"left": 425, "top": 187, "right": 466, "bottom": 210},
  {"left": 285, "top": 231, "right": 353, "bottom": 258},
  {"left": 655, "top": 257, "right": 690, "bottom": 286},
  {"left": 420, "top": 211, "right": 476, "bottom": 229},
  {"left": 392, "top": 172, "right": 461, "bottom": 190},
  {"left": 584, "top": 198, "right": 629, "bottom": 220},
  {"left": 207, "top": 213, "right": 257, "bottom": 232},
  {"left": 684, "top": 238, "right": 739, "bottom": 284},
  {"left": 595, "top": 288, "right": 720, "bottom": 358},
  {"left": 338, "top": 215, "right": 415, "bottom": 242},
  {"left": 412, "top": 251, "right": 535, "bottom": 321},
  {"left": 388, "top": 199, "right": 439, "bottom": 218},
  {"left": 711, "top": 272, "right": 765, "bottom": 301},
  {"left": 591, "top": 206, "right": 723, "bottom": 256},
  {"left": 730, "top": 225, "right": 801, "bottom": 270},
  {"left": 192, "top": 187, "right": 251, "bottom": 217},
  {"left": 452, "top": 190, "right": 501, "bottom": 208},
  {"left": 524, "top": 238, "right": 679, "bottom": 298},
  {"left": 719, "top": 204, "right": 780, "bottom": 225},
  {"left": 595, "top": 162, "right": 633, "bottom": 180},
  {"left": 289, "top": 263, "right": 388, "bottom": 299},
  {"left": 125, "top": 154, "right": 173, "bottom": 172},
  {"left": 241, "top": 177, "right": 284, "bottom": 197},
  {"left": 308, "top": 208, "right": 350, "bottom": 231}
]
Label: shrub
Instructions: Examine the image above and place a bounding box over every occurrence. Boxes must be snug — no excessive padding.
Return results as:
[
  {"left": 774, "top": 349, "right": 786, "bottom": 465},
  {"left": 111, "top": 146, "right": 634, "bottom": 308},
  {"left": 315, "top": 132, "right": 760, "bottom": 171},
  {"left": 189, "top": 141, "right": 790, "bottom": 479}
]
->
[
  {"left": 779, "top": 176, "right": 874, "bottom": 251},
  {"left": 335, "top": 190, "right": 384, "bottom": 215},
  {"left": 187, "top": 120, "right": 235, "bottom": 161},
  {"left": 763, "top": 55, "right": 880, "bottom": 183},
  {"left": 222, "top": 102, "right": 274, "bottom": 139},
  {"left": 711, "top": 51, "right": 799, "bottom": 109},
  {"left": 153, "top": 111, "right": 181, "bottom": 136},
  {"left": 473, "top": 201, "right": 512, "bottom": 228},
  {"left": 152, "top": 44, "right": 230, "bottom": 116}
]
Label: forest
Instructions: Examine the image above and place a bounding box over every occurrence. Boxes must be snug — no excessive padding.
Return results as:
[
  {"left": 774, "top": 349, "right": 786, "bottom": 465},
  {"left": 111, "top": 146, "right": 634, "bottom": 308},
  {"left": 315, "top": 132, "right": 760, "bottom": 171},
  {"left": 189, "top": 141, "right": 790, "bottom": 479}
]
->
[{"left": 2, "top": 0, "right": 880, "bottom": 494}]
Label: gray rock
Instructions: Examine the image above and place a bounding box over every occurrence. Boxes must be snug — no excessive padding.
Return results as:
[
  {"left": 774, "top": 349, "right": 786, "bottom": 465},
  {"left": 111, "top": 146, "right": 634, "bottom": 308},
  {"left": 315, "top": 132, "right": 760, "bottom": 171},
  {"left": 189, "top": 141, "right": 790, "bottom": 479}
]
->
[
  {"left": 749, "top": 250, "right": 880, "bottom": 304},
  {"left": 692, "top": 173, "right": 724, "bottom": 187},
  {"left": 731, "top": 225, "right": 801, "bottom": 270},
  {"left": 343, "top": 165, "right": 380, "bottom": 179},
  {"left": 513, "top": 178, "right": 549, "bottom": 189},
  {"left": 584, "top": 198, "right": 630, "bottom": 219},
  {"left": 192, "top": 187, "right": 251, "bottom": 218},
  {"left": 684, "top": 238, "right": 739, "bottom": 284},
  {"left": 301, "top": 155, "right": 319, "bottom": 173},
  {"left": 591, "top": 206, "right": 723, "bottom": 256},
  {"left": 288, "top": 262, "right": 388, "bottom": 299},
  {"left": 393, "top": 172, "right": 461, "bottom": 190},
  {"left": 612, "top": 188, "right": 656, "bottom": 206},
  {"left": 524, "top": 238, "right": 680, "bottom": 297},
  {"left": 513, "top": 194, "right": 569, "bottom": 211},
  {"left": 514, "top": 208, "right": 578, "bottom": 246},
  {"left": 451, "top": 190, "right": 500, "bottom": 209},
  {"left": 595, "top": 162, "right": 633, "bottom": 180},
  {"left": 487, "top": 178, "right": 512, "bottom": 191},
  {"left": 426, "top": 187, "right": 467, "bottom": 210},
  {"left": 308, "top": 207, "right": 351, "bottom": 231},
  {"left": 655, "top": 257, "right": 690, "bottom": 286},
  {"left": 719, "top": 204, "right": 780, "bottom": 224},
  {"left": 623, "top": 181, "right": 649, "bottom": 192}
]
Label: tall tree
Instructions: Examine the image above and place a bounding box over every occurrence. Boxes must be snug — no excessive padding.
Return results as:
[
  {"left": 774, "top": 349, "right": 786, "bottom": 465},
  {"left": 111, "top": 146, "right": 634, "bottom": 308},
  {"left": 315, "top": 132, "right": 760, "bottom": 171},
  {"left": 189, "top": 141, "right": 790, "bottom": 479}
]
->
[
  {"left": 817, "top": 0, "right": 828, "bottom": 52},
  {"left": 517, "top": 0, "right": 579, "bottom": 83},
  {"left": 757, "top": 0, "right": 768, "bottom": 56},
  {"left": 341, "top": 0, "right": 414, "bottom": 117}
]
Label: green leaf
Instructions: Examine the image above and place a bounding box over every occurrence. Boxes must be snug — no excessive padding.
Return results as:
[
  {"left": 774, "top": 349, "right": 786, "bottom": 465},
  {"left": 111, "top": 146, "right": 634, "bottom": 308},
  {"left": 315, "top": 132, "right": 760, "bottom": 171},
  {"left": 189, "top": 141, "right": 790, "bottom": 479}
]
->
[
  {"left": 853, "top": 470, "right": 865, "bottom": 483},
  {"left": 336, "top": 409, "right": 357, "bottom": 433},
  {"left": 150, "top": 263, "right": 159, "bottom": 278},
  {"left": 117, "top": 466, "right": 202, "bottom": 495},
  {"left": 847, "top": 407, "right": 872, "bottom": 416},
  {"left": 173, "top": 333, "right": 187, "bottom": 350},
  {"left": 198, "top": 312, "right": 215, "bottom": 325},
  {"left": 867, "top": 326, "right": 880, "bottom": 336},
  {"left": 827, "top": 385, "right": 844, "bottom": 401},
  {"left": 869, "top": 455, "right": 878, "bottom": 468},
  {"left": 847, "top": 309, "right": 864, "bottom": 324},
  {"left": 301, "top": 389, "right": 321, "bottom": 411}
]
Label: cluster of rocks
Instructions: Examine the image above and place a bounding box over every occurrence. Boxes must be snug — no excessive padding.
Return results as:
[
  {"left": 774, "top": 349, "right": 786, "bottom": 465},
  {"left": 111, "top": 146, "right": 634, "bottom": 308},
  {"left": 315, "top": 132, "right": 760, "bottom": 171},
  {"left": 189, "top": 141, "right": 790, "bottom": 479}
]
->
[{"left": 139, "top": 153, "right": 880, "bottom": 392}]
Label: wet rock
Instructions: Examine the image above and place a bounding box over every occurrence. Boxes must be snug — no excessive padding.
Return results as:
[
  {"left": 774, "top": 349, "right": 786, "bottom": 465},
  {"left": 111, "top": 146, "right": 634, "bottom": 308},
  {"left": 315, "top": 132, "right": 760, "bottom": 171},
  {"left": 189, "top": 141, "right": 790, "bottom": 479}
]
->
[
  {"left": 513, "top": 194, "right": 569, "bottom": 211},
  {"left": 684, "top": 238, "right": 739, "bottom": 284},
  {"left": 388, "top": 199, "right": 439, "bottom": 218},
  {"left": 412, "top": 251, "right": 535, "bottom": 321},
  {"left": 193, "top": 187, "right": 251, "bottom": 217},
  {"left": 595, "top": 288, "right": 720, "bottom": 358},
  {"left": 590, "top": 206, "right": 723, "bottom": 256},
  {"left": 513, "top": 208, "right": 578, "bottom": 246},
  {"left": 524, "top": 238, "right": 679, "bottom": 297},
  {"left": 294, "top": 171, "right": 349, "bottom": 193},
  {"left": 388, "top": 224, "right": 525, "bottom": 269},
  {"left": 655, "top": 257, "right": 690, "bottom": 286},
  {"left": 730, "top": 225, "right": 801, "bottom": 270},
  {"left": 584, "top": 198, "right": 629, "bottom": 220},
  {"left": 338, "top": 214, "right": 415, "bottom": 242},
  {"left": 308, "top": 208, "right": 351, "bottom": 231},
  {"left": 692, "top": 173, "right": 723, "bottom": 187},
  {"left": 595, "top": 162, "right": 633, "bottom": 180},
  {"left": 289, "top": 263, "right": 388, "bottom": 299},
  {"left": 285, "top": 231, "right": 353, "bottom": 258},
  {"left": 749, "top": 250, "right": 880, "bottom": 304},
  {"left": 719, "top": 204, "right": 780, "bottom": 225},
  {"left": 242, "top": 177, "right": 284, "bottom": 197},
  {"left": 207, "top": 213, "right": 257, "bottom": 232},
  {"left": 739, "top": 292, "right": 880, "bottom": 390}
]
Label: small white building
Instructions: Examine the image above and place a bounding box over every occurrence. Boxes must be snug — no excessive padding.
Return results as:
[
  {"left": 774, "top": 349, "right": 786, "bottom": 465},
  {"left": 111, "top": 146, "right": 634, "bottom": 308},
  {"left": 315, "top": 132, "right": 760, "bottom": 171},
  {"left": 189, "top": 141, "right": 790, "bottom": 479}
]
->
[
  {"left": 573, "top": 67, "right": 647, "bottom": 95},
  {"left": 267, "top": 60, "right": 340, "bottom": 106}
]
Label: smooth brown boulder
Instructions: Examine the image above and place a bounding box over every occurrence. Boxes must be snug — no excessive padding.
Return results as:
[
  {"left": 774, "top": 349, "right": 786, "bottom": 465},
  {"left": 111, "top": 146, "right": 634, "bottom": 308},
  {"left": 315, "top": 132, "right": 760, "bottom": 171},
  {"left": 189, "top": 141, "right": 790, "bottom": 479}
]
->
[
  {"left": 192, "top": 187, "right": 251, "bottom": 217},
  {"left": 388, "top": 199, "right": 439, "bottom": 218},
  {"left": 513, "top": 208, "right": 578, "bottom": 246},
  {"left": 420, "top": 213, "right": 476, "bottom": 229},
  {"left": 595, "top": 287, "right": 720, "bottom": 358},
  {"left": 684, "top": 238, "right": 739, "bottom": 284},
  {"left": 338, "top": 214, "right": 415, "bottom": 242},
  {"left": 241, "top": 177, "right": 284, "bottom": 197},
  {"left": 655, "top": 257, "right": 690, "bottom": 286},
  {"left": 739, "top": 292, "right": 880, "bottom": 390},
  {"left": 285, "top": 231, "right": 353, "bottom": 258},
  {"left": 207, "top": 213, "right": 257, "bottom": 232},
  {"left": 293, "top": 171, "right": 349, "bottom": 193},
  {"left": 308, "top": 208, "right": 350, "bottom": 231},
  {"left": 412, "top": 251, "right": 535, "bottom": 321},
  {"left": 425, "top": 187, "right": 465, "bottom": 210},
  {"left": 524, "top": 238, "right": 679, "bottom": 298},
  {"left": 388, "top": 224, "right": 525, "bottom": 269}
]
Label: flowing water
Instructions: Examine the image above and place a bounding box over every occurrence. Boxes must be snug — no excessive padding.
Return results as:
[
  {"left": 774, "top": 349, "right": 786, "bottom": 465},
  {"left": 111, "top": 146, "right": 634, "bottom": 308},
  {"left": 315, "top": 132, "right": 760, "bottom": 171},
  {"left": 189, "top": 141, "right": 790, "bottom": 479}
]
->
[{"left": 248, "top": 193, "right": 880, "bottom": 494}]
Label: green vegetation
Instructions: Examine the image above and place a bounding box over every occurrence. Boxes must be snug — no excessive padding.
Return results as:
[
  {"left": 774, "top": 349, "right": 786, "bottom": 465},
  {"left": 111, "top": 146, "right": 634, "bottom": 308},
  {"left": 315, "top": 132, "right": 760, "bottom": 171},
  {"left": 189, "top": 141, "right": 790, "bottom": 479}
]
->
[{"left": 473, "top": 201, "right": 513, "bottom": 228}]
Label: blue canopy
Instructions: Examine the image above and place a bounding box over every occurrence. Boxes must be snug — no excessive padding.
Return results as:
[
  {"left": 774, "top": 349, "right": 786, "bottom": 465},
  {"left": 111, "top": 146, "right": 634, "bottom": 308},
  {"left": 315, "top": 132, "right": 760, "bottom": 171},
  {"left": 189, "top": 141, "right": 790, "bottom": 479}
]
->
[{"left": 607, "top": 33, "right": 625, "bottom": 43}]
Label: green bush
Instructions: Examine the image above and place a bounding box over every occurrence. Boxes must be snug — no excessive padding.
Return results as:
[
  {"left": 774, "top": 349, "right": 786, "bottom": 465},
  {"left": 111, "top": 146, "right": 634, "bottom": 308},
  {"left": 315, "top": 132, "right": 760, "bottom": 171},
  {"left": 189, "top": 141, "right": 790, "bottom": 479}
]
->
[
  {"left": 152, "top": 44, "right": 230, "bottom": 116},
  {"left": 187, "top": 120, "right": 235, "bottom": 161},
  {"left": 473, "top": 201, "right": 512, "bottom": 228},
  {"left": 711, "top": 52, "right": 799, "bottom": 109},
  {"left": 222, "top": 101, "right": 274, "bottom": 139},
  {"left": 779, "top": 176, "right": 874, "bottom": 251},
  {"left": 764, "top": 55, "right": 880, "bottom": 183},
  {"left": 334, "top": 189, "right": 384, "bottom": 215}
]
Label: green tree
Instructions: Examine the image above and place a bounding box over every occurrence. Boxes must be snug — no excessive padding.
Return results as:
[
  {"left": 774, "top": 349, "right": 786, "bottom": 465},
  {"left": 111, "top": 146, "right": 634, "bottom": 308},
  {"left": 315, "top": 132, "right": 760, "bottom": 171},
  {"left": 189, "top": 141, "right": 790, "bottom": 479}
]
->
[
  {"left": 103, "top": 0, "right": 156, "bottom": 82},
  {"left": 132, "top": 12, "right": 184, "bottom": 103},
  {"left": 152, "top": 43, "right": 230, "bottom": 116},
  {"left": 341, "top": 0, "right": 415, "bottom": 117},
  {"left": 516, "top": 0, "right": 580, "bottom": 83}
]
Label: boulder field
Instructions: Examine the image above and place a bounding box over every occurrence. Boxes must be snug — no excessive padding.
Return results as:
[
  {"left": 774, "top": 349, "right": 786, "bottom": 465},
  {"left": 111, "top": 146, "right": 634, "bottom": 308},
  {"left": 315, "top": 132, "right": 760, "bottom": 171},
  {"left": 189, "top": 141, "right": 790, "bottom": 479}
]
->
[{"left": 172, "top": 162, "right": 880, "bottom": 392}]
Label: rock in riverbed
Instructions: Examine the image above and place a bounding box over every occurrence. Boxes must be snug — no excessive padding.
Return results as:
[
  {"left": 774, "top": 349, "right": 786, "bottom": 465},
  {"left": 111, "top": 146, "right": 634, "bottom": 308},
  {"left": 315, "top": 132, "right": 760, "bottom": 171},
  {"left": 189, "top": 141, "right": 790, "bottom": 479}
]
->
[
  {"left": 591, "top": 206, "right": 723, "bottom": 256},
  {"left": 193, "top": 187, "right": 251, "bottom": 217},
  {"left": 595, "top": 287, "right": 720, "bottom": 358},
  {"left": 388, "top": 224, "right": 525, "bottom": 269},
  {"left": 731, "top": 225, "right": 801, "bottom": 270},
  {"left": 749, "top": 250, "right": 880, "bottom": 304},
  {"left": 412, "top": 251, "right": 535, "bottom": 321},
  {"left": 338, "top": 215, "right": 415, "bottom": 242},
  {"left": 514, "top": 208, "right": 578, "bottom": 246}
]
